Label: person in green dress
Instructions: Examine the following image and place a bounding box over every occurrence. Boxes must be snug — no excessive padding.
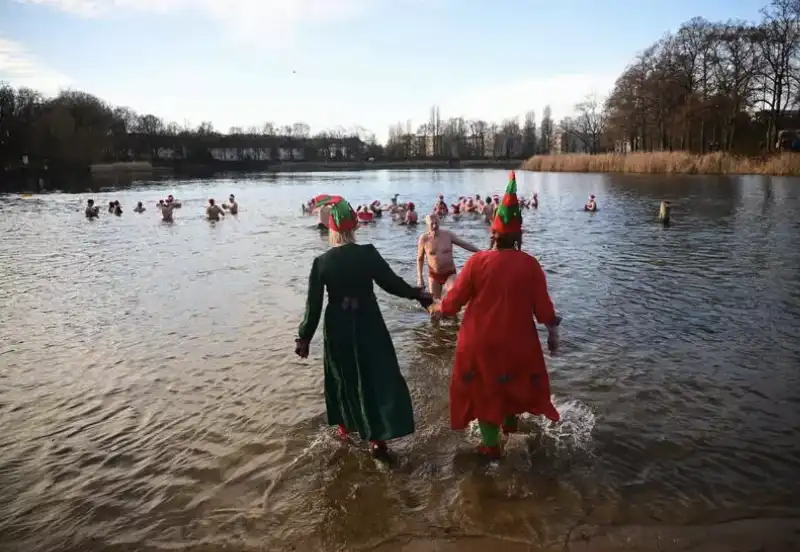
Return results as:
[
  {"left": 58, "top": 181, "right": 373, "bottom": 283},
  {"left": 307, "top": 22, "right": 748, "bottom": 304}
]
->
[{"left": 295, "top": 197, "right": 433, "bottom": 459}]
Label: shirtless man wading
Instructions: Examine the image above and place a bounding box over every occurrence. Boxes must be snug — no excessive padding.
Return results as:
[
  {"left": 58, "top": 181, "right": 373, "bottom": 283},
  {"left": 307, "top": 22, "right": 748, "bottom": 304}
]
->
[
  {"left": 206, "top": 198, "right": 225, "bottom": 221},
  {"left": 417, "top": 213, "right": 480, "bottom": 300}
]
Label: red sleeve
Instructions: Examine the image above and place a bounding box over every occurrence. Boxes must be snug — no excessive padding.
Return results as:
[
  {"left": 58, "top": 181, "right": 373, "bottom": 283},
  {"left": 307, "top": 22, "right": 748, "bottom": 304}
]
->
[
  {"left": 531, "top": 257, "right": 557, "bottom": 326},
  {"left": 440, "top": 254, "right": 477, "bottom": 316}
]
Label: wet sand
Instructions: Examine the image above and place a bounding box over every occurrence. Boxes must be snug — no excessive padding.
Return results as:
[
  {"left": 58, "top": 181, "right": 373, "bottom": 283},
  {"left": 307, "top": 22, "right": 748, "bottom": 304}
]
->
[{"left": 373, "top": 518, "right": 800, "bottom": 551}]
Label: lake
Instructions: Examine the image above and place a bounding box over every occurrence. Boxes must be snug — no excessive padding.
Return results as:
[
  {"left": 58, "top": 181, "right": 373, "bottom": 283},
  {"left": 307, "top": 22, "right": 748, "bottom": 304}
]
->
[{"left": 1, "top": 169, "right": 799, "bottom": 552}]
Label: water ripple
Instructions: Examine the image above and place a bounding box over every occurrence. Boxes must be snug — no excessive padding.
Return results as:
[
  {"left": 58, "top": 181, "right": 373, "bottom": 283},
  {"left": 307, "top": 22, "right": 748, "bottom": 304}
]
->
[{"left": 1, "top": 171, "right": 799, "bottom": 551}]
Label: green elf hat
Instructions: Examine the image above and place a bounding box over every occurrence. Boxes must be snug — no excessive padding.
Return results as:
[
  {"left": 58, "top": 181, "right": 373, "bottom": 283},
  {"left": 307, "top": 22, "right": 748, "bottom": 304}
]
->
[
  {"left": 491, "top": 170, "right": 522, "bottom": 234},
  {"left": 329, "top": 197, "right": 357, "bottom": 233}
]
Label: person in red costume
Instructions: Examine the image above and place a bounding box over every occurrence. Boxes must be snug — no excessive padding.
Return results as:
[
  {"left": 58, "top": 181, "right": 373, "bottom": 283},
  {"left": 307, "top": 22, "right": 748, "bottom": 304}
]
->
[{"left": 429, "top": 170, "right": 562, "bottom": 459}]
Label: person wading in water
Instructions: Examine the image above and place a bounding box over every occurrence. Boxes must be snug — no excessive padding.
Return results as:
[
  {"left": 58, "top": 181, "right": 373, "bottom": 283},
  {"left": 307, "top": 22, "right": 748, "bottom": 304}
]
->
[
  {"left": 429, "top": 171, "right": 562, "bottom": 459},
  {"left": 416, "top": 213, "right": 480, "bottom": 300},
  {"left": 294, "top": 197, "right": 433, "bottom": 461}
]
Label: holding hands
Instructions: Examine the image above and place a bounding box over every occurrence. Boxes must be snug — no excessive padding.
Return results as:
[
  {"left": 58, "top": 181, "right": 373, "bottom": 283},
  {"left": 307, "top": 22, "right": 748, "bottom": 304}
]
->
[
  {"left": 414, "top": 287, "right": 434, "bottom": 310},
  {"left": 429, "top": 301, "right": 444, "bottom": 321}
]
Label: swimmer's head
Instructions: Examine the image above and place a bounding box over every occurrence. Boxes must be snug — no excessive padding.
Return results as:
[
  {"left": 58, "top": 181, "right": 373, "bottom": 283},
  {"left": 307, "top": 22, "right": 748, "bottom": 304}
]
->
[
  {"left": 426, "top": 214, "right": 440, "bottom": 231},
  {"left": 589, "top": 194, "right": 595, "bottom": 200},
  {"left": 87, "top": 199, "right": 94, "bottom": 206},
  {"left": 109, "top": 201, "right": 114, "bottom": 207},
  {"left": 209, "top": 198, "right": 215, "bottom": 206},
  {"left": 229, "top": 194, "right": 235, "bottom": 201},
  {"left": 137, "top": 201, "right": 143, "bottom": 207},
  {"left": 408, "top": 202, "right": 415, "bottom": 211}
]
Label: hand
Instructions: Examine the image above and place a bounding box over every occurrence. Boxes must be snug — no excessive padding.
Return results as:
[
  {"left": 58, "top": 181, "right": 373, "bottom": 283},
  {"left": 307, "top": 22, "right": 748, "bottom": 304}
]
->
[
  {"left": 547, "top": 328, "right": 559, "bottom": 354},
  {"left": 415, "top": 288, "right": 433, "bottom": 310},
  {"left": 295, "top": 338, "right": 310, "bottom": 359},
  {"left": 429, "top": 302, "right": 444, "bottom": 321},
  {"left": 416, "top": 278, "right": 425, "bottom": 289}
]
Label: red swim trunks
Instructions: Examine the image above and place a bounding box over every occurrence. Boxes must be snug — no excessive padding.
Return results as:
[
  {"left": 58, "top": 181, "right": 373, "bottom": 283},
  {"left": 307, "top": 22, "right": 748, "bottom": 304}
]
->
[{"left": 428, "top": 267, "right": 456, "bottom": 286}]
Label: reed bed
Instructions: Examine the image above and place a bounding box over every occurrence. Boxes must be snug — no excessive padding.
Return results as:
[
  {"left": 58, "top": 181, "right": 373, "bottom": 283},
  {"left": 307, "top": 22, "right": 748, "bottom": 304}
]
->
[{"left": 521, "top": 151, "right": 800, "bottom": 176}]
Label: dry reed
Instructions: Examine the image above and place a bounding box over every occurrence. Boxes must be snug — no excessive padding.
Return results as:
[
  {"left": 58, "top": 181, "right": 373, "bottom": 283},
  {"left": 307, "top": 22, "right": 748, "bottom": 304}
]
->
[{"left": 520, "top": 151, "right": 800, "bottom": 176}]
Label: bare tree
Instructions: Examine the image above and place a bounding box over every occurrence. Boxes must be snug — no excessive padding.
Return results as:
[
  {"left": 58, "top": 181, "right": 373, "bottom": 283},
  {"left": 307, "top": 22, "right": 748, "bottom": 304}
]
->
[{"left": 573, "top": 94, "right": 607, "bottom": 153}]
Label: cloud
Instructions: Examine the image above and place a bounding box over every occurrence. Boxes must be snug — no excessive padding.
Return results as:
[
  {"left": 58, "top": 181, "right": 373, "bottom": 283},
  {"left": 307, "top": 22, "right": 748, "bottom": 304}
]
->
[
  {"left": 0, "top": 37, "right": 73, "bottom": 93},
  {"left": 442, "top": 72, "right": 620, "bottom": 123},
  {"left": 14, "top": 0, "right": 393, "bottom": 43}
]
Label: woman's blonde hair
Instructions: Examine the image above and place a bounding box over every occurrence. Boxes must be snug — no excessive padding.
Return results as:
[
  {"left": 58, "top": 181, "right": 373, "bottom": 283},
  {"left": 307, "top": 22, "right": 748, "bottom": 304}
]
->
[{"left": 329, "top": 228, "right": 356, "bottom": 247}]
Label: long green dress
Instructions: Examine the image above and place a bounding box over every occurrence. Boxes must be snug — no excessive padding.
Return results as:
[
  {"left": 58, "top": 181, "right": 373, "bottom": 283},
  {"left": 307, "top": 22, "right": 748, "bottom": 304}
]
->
[{"left": 298, "top": 242, "right": 421, "bottom": 441}]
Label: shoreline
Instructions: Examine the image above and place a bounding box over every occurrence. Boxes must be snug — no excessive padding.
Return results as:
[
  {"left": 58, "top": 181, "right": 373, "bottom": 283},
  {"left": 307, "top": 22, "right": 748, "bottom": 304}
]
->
[
  {"left": 102, "top": 159, "right": 524, "bottom": 175},
  {"left": 0, "top": 159, "right": 524, "bottom": 193},
  {"left": 369, "top": 517, "right": 800, "bottom": 552},
  {"left": 520, "top": 151, "right": 800, "bottom": 177}
]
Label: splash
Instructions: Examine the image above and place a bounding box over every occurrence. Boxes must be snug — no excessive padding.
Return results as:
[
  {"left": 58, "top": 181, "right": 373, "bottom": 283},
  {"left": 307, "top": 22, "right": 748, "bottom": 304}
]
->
[
  {"left": 534, "top": 396, "right": 596, "bottom": 452},
  {"left": 466, "top": 396, "right": 596, "bottom": 453}
]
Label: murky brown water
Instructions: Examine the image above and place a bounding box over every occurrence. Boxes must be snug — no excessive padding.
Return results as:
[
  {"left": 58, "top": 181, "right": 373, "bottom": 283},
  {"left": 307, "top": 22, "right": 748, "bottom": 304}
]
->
[{"left": 1, "top": 170, "right": 799, "bottom": 552}]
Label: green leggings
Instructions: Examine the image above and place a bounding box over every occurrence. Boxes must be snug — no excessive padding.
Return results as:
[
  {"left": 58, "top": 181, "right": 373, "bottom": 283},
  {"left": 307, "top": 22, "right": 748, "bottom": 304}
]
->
[{"left": 477, "top": 415, "right": 518, "bottom": 447}]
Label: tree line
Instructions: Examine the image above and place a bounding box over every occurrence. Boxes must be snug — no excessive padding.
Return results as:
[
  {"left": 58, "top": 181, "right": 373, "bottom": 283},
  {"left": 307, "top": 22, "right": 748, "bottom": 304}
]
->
[
  {"left": 603, "top": 0, "right": 800, "bottom": 154},
  {"left": 388, "top": 0, "right": 800, "bottom": 158},
  {"left": 0, "top": 84, "right": 550, "bottom": 176},
  {"left": 4, "top": 0, "right": 799, "bottom": 176}
]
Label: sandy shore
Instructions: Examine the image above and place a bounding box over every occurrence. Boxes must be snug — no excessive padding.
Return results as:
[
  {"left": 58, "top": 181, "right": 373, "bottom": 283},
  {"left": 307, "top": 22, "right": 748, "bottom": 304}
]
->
[{"left": 370, "top": 517, "right": 800, "bottom": 552}]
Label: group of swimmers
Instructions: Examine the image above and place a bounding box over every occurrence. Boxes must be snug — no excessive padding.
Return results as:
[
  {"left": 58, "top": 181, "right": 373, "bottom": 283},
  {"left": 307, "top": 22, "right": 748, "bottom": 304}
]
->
[
  {"left": 83, "top": 194, "right": 240, "bottom": 222},
  {"left": 301, "top": 189, "right": 679, "bottom": 306}
]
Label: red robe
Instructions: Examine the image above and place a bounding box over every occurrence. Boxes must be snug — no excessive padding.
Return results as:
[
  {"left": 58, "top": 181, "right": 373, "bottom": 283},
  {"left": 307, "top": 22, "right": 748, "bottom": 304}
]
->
[{"left": 440, "top": 249, "right": 560, "bottom": 429}]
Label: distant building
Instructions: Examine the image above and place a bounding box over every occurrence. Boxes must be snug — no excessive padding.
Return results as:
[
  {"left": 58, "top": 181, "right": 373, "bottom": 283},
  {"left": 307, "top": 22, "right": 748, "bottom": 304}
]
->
[{"left": 551, "top": 125, "right": 587, "bottom": 154}]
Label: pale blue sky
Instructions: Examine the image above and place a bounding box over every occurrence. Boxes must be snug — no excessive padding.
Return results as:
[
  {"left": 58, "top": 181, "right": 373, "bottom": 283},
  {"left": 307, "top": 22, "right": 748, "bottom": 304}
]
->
[{"left": 1, "top": 0, "right": 766, "bottom": 142}]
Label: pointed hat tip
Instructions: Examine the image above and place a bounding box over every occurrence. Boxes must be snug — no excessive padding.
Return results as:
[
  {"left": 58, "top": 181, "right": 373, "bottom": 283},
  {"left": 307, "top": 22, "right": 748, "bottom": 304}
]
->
[{"left": 509, "top": 170, "right": 516, "bottom": 180}]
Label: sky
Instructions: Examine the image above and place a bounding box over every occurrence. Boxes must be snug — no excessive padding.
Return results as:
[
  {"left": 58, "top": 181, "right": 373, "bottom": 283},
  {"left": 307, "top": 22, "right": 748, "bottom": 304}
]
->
[{"left": 0, "top": 0, "right": 768, "bottom": 143}]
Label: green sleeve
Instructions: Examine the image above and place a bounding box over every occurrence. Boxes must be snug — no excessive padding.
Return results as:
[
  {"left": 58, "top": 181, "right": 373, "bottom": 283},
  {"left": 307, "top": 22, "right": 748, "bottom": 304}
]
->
[
  {"left": 368, "top": 244, "right": 418, "bottom": 299},
  {"left": 298, "top": 257, "right": 324, "bottom": 340}
]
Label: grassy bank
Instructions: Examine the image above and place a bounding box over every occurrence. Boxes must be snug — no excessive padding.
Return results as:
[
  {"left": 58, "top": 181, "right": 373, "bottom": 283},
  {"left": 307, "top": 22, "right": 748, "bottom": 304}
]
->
[{"left": 521, "top": 151, "right": 800, "bottom": 176}]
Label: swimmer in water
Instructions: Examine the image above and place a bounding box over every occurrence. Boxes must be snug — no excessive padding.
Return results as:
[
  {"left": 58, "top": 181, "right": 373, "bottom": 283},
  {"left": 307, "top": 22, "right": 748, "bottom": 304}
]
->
[
  {"left": 206, "top": 198, "right": 225, "bottom": 221},
  {"left": 227, "top": 194, "right": 238, "bottom": 214},
  {"left": 417, "top": 213, "right": 480, "bottom": 300},
  {"left": 465, "top": 197, "right": 477, "bottom": 213},
  {"left": 659, "top": 200, "right": 671, "bottom": 225},
  {"left": 108, "top": 201, "right": 115, "bottom": 213},
  {"left": 403, "top": 202, "right": 418, "bottom": 225},
  {"left": 433, "top": 195, "right": 448, "bottom": 217},
  {"left": 159, "top": 199, "right": 175, "bottom": 222},
  {"left": 393, "top": 202, "right": 408, "bottom": 222},
  {"left": 386, "top": 194, "right": 401, "bottom": 215},
  {"left": 531, "top": 192, "right": 539, "bottom": 209},
  {"left": 369, "top": 200, "right": 383, "bottom": 218},
  {"left": 357, "top": 205, "right": 374, "bottom": 223},
  {"left": 85, "top": 199, "right": 99, "bottom": 218},
  {"left": 585, "top": 194, "right": 598, "bottom": 212},
  {"left": 133, "top": 201, "right": 146, "bottom": 213},
  {"left": 482, "top": 196, "right": 496, "bottom": 224},
  {"left": 113, "top": 201, "right": 123, "bottom": 216}
]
